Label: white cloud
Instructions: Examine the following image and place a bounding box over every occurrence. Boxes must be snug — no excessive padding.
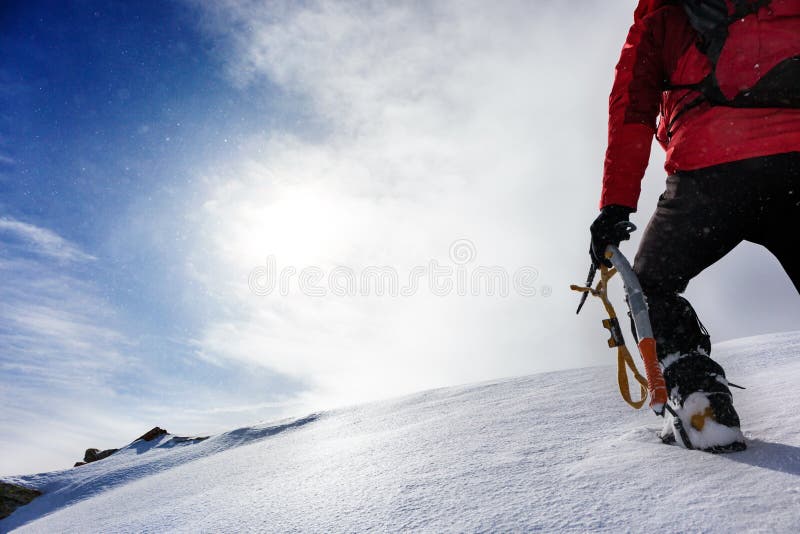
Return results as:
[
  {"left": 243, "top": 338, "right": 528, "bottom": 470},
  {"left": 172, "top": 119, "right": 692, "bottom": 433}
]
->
[
  {"left": 0, "top": 216, "right": 96, "bottom": 262},
  {"left": 0, "top": 220, "right": 138, "bottom": 475},
  {"left": 183, "top": 0, "right": 800, "bottom": 414},
  {"left": 181, "top": 0, "right": 638, "bottom": 408}
]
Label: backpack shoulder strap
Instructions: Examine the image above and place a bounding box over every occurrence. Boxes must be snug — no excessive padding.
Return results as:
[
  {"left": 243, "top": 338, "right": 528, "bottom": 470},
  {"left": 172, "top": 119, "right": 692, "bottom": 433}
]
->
[{"left": 681, "top": 0, "right": 771, "bottom": 61}]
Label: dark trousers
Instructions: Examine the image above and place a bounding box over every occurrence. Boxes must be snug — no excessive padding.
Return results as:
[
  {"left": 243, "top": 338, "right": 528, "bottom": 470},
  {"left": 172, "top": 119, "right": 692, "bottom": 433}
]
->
[{"left": 633, "top": 152, "right": 800, "bottom": 403}]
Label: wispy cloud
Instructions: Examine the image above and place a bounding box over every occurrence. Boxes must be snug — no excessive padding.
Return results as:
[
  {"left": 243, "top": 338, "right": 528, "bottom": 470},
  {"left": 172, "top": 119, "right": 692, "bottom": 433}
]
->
[
  {"left": 0, "top": 216, "right": 96, "bottom": 262},
  {"left": 0, "top": 218, "right": 136, "bottom": 475}
]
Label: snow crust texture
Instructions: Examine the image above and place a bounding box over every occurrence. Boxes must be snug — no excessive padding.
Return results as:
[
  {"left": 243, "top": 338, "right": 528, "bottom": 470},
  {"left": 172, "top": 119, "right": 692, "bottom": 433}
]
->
[{"left": 2, "top": 332, "right": 800, "bottom": 532}]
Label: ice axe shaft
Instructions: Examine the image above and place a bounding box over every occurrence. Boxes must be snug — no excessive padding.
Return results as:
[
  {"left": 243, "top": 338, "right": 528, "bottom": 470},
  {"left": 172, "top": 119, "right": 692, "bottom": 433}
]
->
[
  {"left": 571, "top": 220, "right": 669, "bottom": 416},
  {"left": 604, "top": 244, "right": 668, "bottom": 415}
]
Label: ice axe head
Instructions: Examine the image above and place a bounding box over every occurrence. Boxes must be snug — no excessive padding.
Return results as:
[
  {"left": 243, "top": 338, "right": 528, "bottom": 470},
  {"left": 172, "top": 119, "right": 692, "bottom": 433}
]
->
[
  {"left": 575, "top": 221, "right": 637, "bottom": 315},
  {"left": 608, "top": 221, "right": 637, "bottom": 250}
]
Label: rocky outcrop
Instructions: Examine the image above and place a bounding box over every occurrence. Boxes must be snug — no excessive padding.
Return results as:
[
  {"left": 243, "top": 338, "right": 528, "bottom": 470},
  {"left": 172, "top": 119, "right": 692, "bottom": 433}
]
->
[
  {"left": 135, "top": 427, "right": 168, "bottom": 442},
  {"left": 71, "top": 427, "right": 207, "bottom": 468},
  {"left": 0, "top": 481, "right": 42, "bottom": 519},
  {"left": 73, "top": 427, "right": 168, "bottom": 467},
  {"left": 85, "top": 447, "right": 118, "bottom": 463},
  {"left": 74, "top": 447, "right": 120, "bottom": 467}
]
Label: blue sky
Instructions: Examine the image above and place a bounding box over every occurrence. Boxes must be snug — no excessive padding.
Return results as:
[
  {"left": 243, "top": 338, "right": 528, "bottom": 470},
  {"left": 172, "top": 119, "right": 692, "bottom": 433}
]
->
[
  {"left": 2, "top": 0, "right": 799, "bottom": 476},
  {"left": 2, "top": 0, "right": 281, "bottom": 319}
]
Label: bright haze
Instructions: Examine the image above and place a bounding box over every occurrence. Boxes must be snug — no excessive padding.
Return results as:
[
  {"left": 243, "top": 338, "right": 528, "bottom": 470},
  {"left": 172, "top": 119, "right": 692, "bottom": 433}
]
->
[{"left": 1, "top": 0, "right": 797, "bottom": 476}]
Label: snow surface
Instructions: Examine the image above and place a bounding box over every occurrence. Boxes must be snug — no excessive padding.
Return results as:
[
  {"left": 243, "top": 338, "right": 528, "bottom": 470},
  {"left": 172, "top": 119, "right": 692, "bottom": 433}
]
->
[{"left": 2, "top": 331, "right": 800, "bottom": 533}]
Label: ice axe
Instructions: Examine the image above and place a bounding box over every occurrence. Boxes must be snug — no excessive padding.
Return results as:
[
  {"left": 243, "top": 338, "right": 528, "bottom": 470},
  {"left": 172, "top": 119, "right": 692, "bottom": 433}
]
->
[{"left": 571, "top": 222, "right": 668, "bottom": 416}]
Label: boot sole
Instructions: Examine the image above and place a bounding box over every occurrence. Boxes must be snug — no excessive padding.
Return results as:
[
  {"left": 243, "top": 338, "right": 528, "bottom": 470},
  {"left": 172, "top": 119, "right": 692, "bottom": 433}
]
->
[
  {"left": 659, "top": 432, "right": 747, "bottom": 453},
  {"left": 702, "top": 440, "right": 747, "bottom": 454}
]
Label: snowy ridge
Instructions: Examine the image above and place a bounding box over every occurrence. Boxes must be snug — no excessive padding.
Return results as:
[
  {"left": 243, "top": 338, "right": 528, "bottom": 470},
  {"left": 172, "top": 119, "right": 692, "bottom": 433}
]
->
[
  {"left": 2, "top": 332, "right": 800, "bottom": 532},
  {"left": 1, "top": 414, "right": 320, "bottom": 530}
]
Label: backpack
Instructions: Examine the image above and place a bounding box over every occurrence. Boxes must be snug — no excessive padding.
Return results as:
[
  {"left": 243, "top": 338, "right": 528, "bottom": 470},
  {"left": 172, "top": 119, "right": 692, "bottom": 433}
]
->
[{"left": 675, "top": 0, "right": 800, "bottom": 108}]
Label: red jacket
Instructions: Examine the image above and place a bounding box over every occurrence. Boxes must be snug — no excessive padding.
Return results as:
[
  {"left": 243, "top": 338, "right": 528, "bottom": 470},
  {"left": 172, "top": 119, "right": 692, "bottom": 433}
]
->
[{"left": 601, "top": 0, "right": 800, "bottom": 209}]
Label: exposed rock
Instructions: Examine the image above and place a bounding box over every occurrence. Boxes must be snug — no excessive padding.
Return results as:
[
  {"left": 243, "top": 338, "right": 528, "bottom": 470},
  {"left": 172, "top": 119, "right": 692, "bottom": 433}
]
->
[
  {"left": 135, "top": 427, "right": 168, "bottom": 442},
  {"left": 83, "top": 448, "right": 118, "bottom": 464},
  {"left": 0, "top": 481, "right": 42, "bottom": 519},
  {"left": 74, "top": 461, "right": 86, "bottom": 467},
  {"left": 84, "top": 448, "right": 101, "bottom": 463}
]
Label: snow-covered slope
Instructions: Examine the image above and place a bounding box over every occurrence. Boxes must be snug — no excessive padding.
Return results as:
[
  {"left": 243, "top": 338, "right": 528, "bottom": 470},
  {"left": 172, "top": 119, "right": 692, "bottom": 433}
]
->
[{"left": 3, "top": 332, "right": 800, "bottom": 533}]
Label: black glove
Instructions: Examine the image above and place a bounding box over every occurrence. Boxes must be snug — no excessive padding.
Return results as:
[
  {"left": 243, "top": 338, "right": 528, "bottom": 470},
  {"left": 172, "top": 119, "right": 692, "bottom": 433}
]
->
[{"left": 589, "top": 204, "right": 634, "bottom": 267}]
